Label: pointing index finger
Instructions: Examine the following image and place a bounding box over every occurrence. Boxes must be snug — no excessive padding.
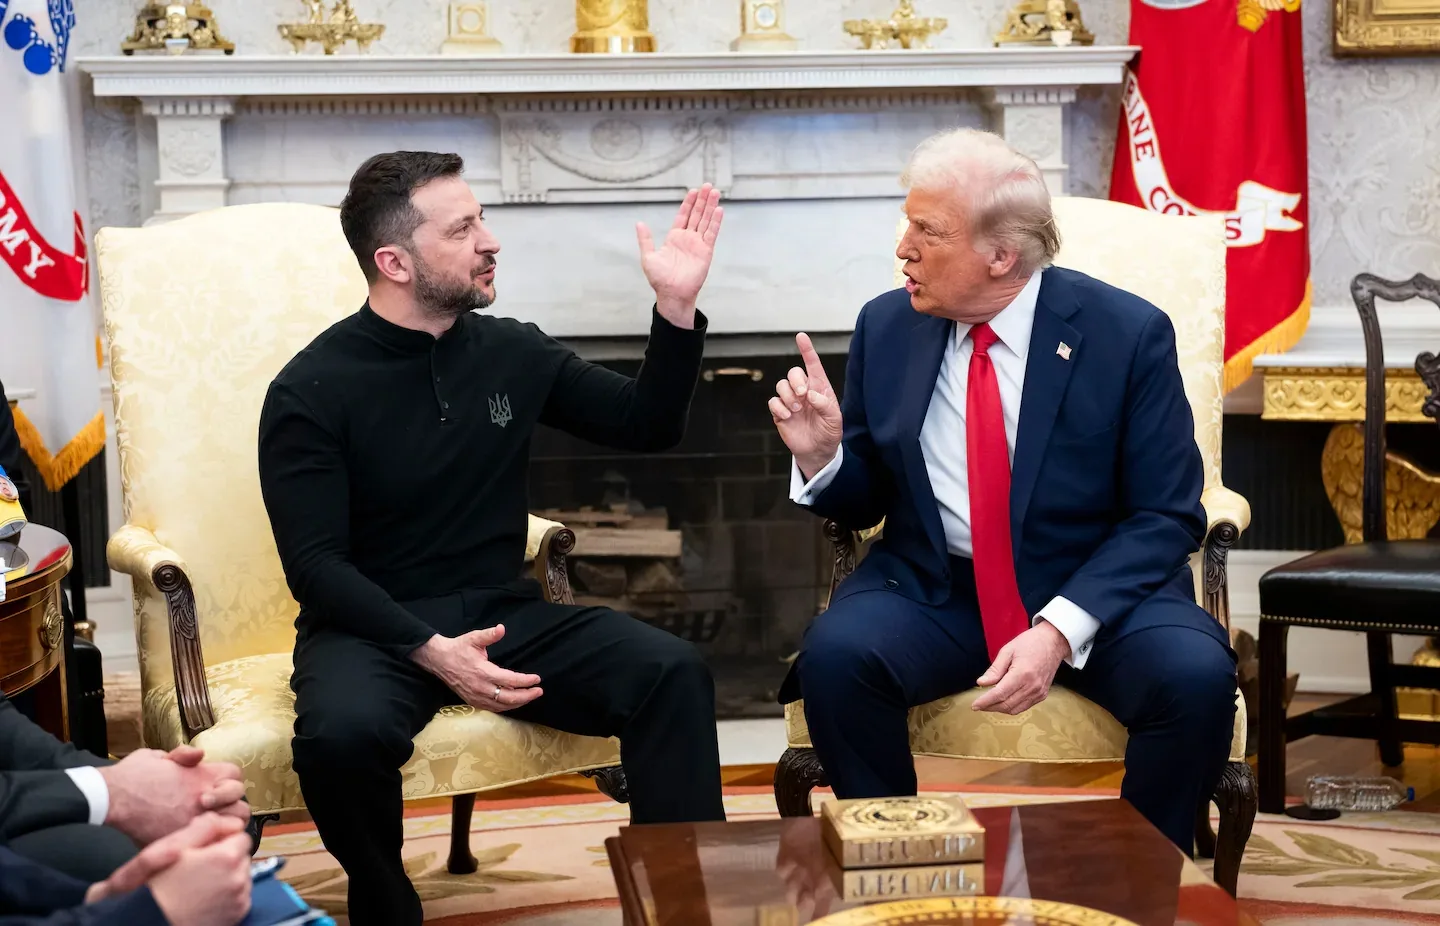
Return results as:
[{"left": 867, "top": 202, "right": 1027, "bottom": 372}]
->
[{"left": 795, "top": 333, "right": 829, "bottom": 389}]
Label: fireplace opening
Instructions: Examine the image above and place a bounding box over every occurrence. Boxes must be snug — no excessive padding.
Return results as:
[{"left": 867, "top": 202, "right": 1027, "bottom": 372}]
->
[{"left": 529, "top": 349, "right": 850, "bottom": 718}]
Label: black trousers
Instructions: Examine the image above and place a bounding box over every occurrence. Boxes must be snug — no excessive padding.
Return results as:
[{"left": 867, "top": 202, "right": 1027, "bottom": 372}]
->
[
  {"left": 7, "top": 823, "right": 138, "bottom": 883},
  {"left": 289, "top": 584, "right": 725, "bottom": 926}
]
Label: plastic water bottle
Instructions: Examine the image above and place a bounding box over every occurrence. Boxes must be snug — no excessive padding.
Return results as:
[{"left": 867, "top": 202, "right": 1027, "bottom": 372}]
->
[{"left": 1305, "top": 775, "right": 1414, "bottom": 812}]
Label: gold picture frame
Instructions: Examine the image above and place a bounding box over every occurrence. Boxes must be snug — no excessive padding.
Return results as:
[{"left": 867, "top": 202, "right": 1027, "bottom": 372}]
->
[{"left": 1335, "top": 0, "right": 1440, "bottom": 56}]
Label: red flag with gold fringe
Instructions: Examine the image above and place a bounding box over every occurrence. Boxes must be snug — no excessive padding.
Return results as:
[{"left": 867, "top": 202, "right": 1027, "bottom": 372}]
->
[{"left": 1109, "top": 0, "right": 1310, "bottom": 392}]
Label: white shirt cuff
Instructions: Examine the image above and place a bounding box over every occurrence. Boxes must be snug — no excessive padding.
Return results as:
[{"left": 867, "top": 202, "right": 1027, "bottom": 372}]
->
[
  {"left": 1035, "top": 597, "right": 1101, "bottom": 670},
  {"left": 63, "top": 766, "right": 110, "bottom": 826},
  {"left": 789, "top": 447, "right": 844, "bottom": 507}
]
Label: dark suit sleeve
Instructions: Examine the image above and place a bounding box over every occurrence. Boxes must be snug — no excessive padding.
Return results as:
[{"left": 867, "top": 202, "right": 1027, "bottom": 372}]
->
[
  {"left": 0, "top": 773, "right": 93, "bottom": 843},
  {"left": 538, "top": 306, "right": 707, "bottom": 452},
  {"left": 0, "top": 693, "right": 109, "bottom": 772},
  {"left": 1054, "top": 310, "right": 1207, "bottom": 627},
  {"left": 258, "top": 385, "right": 439, "bottom": 655},
  {"left": 0, "top": 691, "right": 108, "bottom": 842},
  {"left": 0, "top": 847, "right": 169, "bottom": 926},
  {"left": 803, "top": 304, "right": 894, "bottom": 531},
  {"left": 0, "top": 377, "right": 32, "bottom": 509}
]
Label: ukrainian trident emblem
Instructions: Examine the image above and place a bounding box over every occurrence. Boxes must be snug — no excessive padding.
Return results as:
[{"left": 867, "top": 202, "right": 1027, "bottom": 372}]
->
[{"left": 488, "top": 393, "right": 512, "bottom": 427}]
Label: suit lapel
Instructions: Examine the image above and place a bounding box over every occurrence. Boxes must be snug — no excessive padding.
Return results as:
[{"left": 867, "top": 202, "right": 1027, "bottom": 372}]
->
[
  {"left": 1010, "top": 272, "right": 1082, "bottom": 554},
  {"left": 901, "top": 313, "right": 951, "bottom": 559}
]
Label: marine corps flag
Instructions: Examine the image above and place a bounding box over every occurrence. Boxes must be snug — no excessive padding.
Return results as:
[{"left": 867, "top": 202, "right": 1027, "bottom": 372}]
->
[
  {"left": 0, "top": 0, "right": 104, "bottom": 490},
  {"left": 1109, "top": 0, "right": 1310, "bottom": 392}
]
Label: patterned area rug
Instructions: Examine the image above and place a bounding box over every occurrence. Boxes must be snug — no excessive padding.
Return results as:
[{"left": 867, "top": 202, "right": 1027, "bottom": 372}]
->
[{"left": 255, "top": 787, "right": 1440, "bottom": 925}]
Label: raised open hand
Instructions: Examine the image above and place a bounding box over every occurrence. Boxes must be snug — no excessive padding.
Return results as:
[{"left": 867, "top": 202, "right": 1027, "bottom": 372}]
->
[
  {"left": 636, "top": 184, "right": 724, "bottom": 325},
  {"left": 770, "top": 332, "right": 843, "bottom": 479}
]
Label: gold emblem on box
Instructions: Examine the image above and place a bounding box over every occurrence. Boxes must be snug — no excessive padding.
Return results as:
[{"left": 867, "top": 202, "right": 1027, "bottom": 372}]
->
[
  {"left": 810, "top": 896, "right": 1143, "bottom": 926},
  {"left": 821, "top": 796, "right": 985, "bottom": 869}
]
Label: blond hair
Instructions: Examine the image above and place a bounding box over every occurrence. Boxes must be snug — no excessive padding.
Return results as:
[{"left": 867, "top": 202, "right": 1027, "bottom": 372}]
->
[{"left": 900, "top": 127, "right": 1061, "bottom": 277}]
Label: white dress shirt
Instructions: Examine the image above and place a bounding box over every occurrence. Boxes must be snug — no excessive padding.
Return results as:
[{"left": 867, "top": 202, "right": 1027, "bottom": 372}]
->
[
  {"left": 790, "top": 271, "right": 1101, "bottom": 668},
  {"left": 63, "top": 765, "right": 110, "bottom": 825}
]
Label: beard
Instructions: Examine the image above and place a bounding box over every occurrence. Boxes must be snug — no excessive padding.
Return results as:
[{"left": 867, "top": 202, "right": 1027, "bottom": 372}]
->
[{"left": 413, "top": 254, "right": 495, "bottom": 320}]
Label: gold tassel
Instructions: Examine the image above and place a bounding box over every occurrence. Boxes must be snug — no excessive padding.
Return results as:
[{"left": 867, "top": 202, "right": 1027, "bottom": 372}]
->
[
  {"left": 1221, "top": 280, "right": 1312, "bottom": 394},
  {"left": 11, "top": 407, "right": 107, "bottom": 492}
]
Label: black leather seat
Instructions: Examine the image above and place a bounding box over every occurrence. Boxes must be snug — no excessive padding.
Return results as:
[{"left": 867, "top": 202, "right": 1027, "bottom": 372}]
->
[
  {"left": 1255, "top": 272, "right": 1440, "bottom": 816},
  {"left": 1260, "top": 540, "right": 1440, "bottom": 630}
]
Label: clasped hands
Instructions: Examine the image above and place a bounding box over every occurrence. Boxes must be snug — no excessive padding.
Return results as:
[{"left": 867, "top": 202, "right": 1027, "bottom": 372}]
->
[
  {"left": 771, "top": 332, "right": 1072, "bottom": 715},
  {"left": 85, "top": 746, "right": 254, "bottom": 924}
]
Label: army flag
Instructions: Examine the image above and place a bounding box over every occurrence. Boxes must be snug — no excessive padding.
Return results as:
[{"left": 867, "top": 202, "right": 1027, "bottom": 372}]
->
[
  {"left": 1109, "top": 0, "right": 1311, "bottom": 392},
  {"left": 0, "top": 0, "right": 104, "bottom": 490}
]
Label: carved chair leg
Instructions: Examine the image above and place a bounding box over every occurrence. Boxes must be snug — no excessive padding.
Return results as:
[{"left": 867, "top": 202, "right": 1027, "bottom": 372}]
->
[
  {"left": 247, "top": 812, "right": 280, "bottom": 857},
  {"left": 447, "top": 793, "right": 478, "bottom": 874},
  {"left": 774, "top": 747, "right": 829, "bottom": 817},
  {"left": 1194, "top": 798, "right": 1216, "bottom": 860},
  {"left": 1212, "top": 761, "right": 1257, "bottom": 898},
  {"left": 581, "top": 765, "right": 631, "bottom": 804},
  {"left": 1258, "top": 619, "right": 1290, "bottom": 815}
]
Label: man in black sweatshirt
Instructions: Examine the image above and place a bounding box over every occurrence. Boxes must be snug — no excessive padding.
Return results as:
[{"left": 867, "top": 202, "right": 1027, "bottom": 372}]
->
[{"left": 258, "top": 151, "right": 727, "bottom": 925}]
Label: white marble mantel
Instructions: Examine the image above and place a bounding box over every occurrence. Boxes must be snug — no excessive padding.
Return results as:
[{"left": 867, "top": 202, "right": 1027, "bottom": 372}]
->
[
  {"left": 77, "top": 49, "right": 1135, "bottom": 339},
  {"left": 80, "top": 48, "right": 1137, "bottom": 97}
]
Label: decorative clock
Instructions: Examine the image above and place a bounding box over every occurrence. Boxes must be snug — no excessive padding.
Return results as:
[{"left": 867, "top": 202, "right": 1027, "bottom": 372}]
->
[{"left": 732, "top": 0, "right": 796, "bottom": 51}]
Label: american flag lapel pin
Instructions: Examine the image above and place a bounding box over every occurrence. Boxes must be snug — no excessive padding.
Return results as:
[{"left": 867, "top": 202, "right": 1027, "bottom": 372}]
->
[{"left": 1057, "top": 342, "right": 1072, "bottom": 360}]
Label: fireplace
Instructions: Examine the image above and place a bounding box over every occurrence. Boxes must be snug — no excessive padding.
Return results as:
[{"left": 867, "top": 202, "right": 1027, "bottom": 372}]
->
[{"left": 529, "top": 347, "right": 850, "bottom": 718}]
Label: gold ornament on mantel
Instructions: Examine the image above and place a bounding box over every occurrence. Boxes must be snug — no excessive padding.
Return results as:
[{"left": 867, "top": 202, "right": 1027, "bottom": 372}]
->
[
  {"left": 994, "top": 0, "right": 1095, "bottom": 46},
  {"left": 571, "top": 0, "right": 655, "bottom": 53},
  {"left": 843, "top": 1, "right": 947, "bottom": 50},
  {"left": 441, "top": 2, "right": 503, "bottom": 54},
  {"left": 121, "top": 4, "right": 235, "bottom": 55},
  {"left": 278, "top": 0, "right": 385, "bottom": 55}
]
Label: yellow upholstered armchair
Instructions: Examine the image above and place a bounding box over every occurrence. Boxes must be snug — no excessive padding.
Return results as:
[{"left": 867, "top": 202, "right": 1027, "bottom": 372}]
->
[
  {"left": 96, "top": 203, "right": 624, "bottom": 869},
  {"left": 775, "top": 197, "right": 1256, "bottom": 895}
]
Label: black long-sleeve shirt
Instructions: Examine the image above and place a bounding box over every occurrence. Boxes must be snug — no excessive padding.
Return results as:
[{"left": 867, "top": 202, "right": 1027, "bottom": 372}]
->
[{"left": 258, "top": 303, "right": 707, "bottom": 653}]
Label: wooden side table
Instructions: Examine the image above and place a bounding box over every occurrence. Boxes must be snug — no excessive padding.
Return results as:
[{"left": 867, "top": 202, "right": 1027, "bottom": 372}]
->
[{"left": 0, "top": 524, "right": 74, "bottom": 740}]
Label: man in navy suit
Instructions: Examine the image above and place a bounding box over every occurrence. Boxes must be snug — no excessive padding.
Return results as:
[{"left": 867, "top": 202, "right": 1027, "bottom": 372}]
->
[{"left": 771, "top": 128, "right": 1236, "bottom": 853}]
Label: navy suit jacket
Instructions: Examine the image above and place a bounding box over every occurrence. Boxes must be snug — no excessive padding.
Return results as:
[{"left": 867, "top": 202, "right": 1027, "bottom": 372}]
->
[
  {"left": 785, "top": 267, "right": 1225, "bottom": 698},
  {"left": 0, "top": 847, "right": 167, "bottom": 925}
]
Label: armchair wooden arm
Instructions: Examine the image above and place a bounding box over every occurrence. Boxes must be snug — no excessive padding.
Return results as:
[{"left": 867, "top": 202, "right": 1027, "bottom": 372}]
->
[
  {"left": 107, "top": 524, "right": 215, "bottom": 740},
  {"left": 1200, "top": 485, "right": 1252, "bottom": 634},
  {"left": 527, "top": 514, "right": 577, "bottom": 605}
]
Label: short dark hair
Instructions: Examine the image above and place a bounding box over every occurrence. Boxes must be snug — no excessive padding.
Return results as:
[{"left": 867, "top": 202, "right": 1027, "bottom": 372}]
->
[{"left": 339, "top": 151, "right": 465, "bottom": 283}]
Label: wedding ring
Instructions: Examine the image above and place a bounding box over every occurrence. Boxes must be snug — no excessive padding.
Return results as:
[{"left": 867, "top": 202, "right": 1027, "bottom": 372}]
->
[{"left": 494, "top": 685, "right": 502, "bottom": 700}]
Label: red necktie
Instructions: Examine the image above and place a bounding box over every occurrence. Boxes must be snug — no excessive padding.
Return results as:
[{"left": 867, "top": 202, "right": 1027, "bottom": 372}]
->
[{"left": 966, "top": 323, "right": 1030, "bottom": 660}]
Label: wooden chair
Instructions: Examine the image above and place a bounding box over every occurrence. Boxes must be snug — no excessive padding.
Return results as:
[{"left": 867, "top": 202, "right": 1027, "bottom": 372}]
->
[
  {"left": 95, "top": 203, "right": 627, "bottom": 869},
  {"left": 773, "top": 197, "right": 1256, "bottom": 896},
  {"left": 1257, "top": 273, "right": 1440, "bottom": 814}
]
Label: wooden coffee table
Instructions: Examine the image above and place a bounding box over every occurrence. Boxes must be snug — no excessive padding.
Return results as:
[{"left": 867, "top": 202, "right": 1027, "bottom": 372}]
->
[{"left": 605, "top": 798, "right": 1258, "bottom": 926}]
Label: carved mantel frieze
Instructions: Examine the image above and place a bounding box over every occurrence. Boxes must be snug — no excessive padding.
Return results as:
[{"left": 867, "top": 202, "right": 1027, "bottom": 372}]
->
[{"left": 496, "top": 97, "right": 732, "bottom": 204}]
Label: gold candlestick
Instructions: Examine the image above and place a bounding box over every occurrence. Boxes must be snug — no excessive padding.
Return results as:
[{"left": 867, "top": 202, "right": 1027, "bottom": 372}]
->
[{"left": 571, "top": 0, "right": 655, "bottom": 53}]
